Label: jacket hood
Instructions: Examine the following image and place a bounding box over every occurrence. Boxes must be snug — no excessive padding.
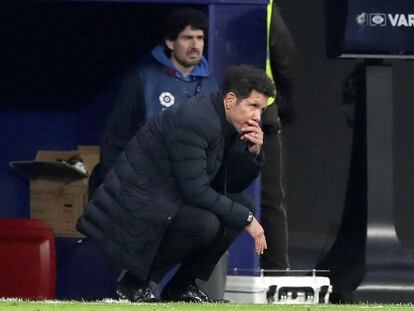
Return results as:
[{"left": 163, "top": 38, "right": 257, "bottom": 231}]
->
[{"left": 151, "top": 44, "right": 210, "bottom": 81}]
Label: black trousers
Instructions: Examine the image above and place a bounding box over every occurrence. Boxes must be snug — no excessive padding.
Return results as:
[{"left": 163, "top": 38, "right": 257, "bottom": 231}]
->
[
  {"left": 260, "top": 123, "right": 290, "bottom": 270},
  {"left": 149, "top": 192, "right": 255, "bottom": 284}
]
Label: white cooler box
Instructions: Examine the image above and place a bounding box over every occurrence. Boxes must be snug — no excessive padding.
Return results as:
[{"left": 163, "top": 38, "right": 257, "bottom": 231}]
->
[{"left": 224, "top": 272, "right": 332, "bottom": 304}]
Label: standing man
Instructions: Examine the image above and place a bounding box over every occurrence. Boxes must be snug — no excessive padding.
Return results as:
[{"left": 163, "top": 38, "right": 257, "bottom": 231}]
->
[
  {"left": 77, "top": 65, "right": 276, "bottom": 303},
  {"left": 261, "top": 1, "right": 297, "bottom": 272}
]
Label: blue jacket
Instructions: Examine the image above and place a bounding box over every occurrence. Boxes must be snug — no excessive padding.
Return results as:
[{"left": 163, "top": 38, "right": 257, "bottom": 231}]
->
[
  {"left": 98, "top": 44, "right": 219, "bottom": 182},
  {"left": 77, "top": 93, "right": 263, "bottom": 281}
]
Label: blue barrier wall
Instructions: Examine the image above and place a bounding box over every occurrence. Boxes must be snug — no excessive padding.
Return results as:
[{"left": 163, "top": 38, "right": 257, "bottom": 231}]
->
[{"left": 0, "top": 0, "right": 267, "bottom": 299}]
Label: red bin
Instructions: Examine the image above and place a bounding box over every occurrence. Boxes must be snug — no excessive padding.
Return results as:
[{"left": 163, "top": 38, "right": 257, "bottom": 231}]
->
[{"left": 0, "top": 219, "right": 56, "bottom": 300}]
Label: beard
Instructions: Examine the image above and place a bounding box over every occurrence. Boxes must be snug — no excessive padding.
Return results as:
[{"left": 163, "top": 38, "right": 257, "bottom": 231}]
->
[
  {"left": 182, "top": 58, "right": 201, "bottom": 67},
  {"left": 173, "top": 50, "right": 202, "bottom": 68}
]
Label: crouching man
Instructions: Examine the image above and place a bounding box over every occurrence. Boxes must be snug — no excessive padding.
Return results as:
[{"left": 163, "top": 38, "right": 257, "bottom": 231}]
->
[{"left": 76, "top": 65, "right": 275, "bottom": 303}]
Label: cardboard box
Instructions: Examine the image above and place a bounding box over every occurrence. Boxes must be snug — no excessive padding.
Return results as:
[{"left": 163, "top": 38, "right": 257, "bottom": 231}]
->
[{"left": 10, "top": 146, "right": 99, "bottom": 237}]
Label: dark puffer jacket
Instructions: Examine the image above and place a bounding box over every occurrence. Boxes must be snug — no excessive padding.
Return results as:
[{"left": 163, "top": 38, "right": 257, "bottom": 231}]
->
[{"left": 76, "top": 93, "right": 263, "bottom": 281}]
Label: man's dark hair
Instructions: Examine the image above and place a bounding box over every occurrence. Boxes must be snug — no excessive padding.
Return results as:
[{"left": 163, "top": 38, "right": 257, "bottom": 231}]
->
[
  {"left": 162, "top": 8, "right": 208, "bottom": 41},
  {"left": 222, "top": 65, "right": 276, "bottom": 100}
]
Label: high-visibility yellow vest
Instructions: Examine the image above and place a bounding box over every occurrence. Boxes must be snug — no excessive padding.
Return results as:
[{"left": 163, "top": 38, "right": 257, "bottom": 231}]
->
[{"left": 266, "top": 0, "right": 276, "bottom": 105}]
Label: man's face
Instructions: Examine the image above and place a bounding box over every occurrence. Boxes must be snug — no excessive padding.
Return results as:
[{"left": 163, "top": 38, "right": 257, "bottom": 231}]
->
[
  {"left": 224, "top": 90, "right": 268, "bottom": 133},
  {"left": 165, "top": 26, "right": 204, "bottom": 72}
]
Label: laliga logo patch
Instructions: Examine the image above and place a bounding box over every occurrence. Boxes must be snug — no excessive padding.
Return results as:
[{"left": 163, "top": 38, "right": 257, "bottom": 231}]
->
[{"left": 159, "top": 92, "right": 175, "bottom": 108}]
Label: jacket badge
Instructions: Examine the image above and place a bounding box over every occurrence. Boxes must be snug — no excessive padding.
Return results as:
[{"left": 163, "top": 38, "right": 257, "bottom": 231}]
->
[{"left": 159, "top": 92, "right": 175, "bottom": 108}]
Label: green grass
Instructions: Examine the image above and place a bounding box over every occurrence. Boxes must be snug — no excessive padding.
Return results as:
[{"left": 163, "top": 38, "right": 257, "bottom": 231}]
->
[{"left": 1, "top": 300, "right": 414, "bottom": 311}]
